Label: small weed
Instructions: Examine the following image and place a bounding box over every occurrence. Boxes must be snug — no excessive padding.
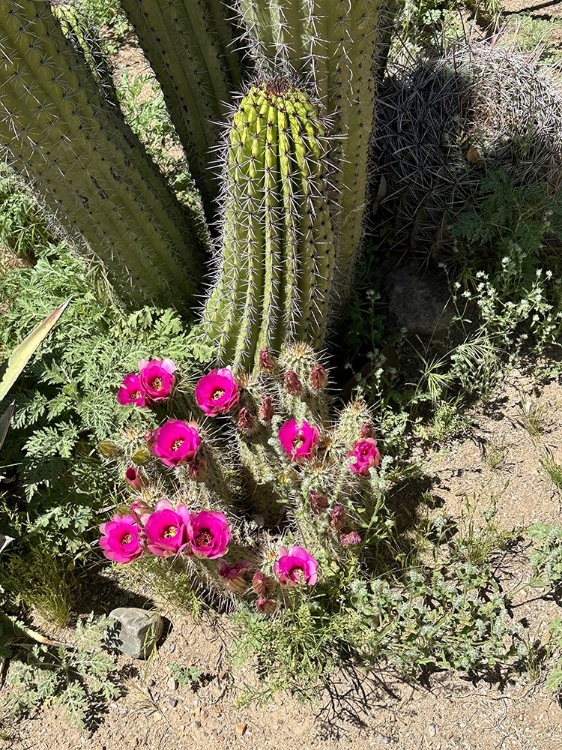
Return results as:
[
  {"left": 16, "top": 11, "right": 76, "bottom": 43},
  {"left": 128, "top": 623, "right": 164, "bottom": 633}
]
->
[
  {"left": 540, "top": 451, "right": 562, "bottom": 492},
  {"left": 0, "top": 548, "right": 79, "bottom": 627},
  {"left": 484, "top": 441, "right": 506, "bottom": 470},
  {"left": 519, "top": 397, "right": 549, "bottom": 437},
  {"left": 169, "top": 663, "right": 205, "bottom": 689}
]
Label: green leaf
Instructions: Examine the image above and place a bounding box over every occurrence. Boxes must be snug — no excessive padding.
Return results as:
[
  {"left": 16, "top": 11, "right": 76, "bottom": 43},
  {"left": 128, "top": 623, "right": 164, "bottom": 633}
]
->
[
  {"left": 0, "top": 400, "right": 14, "bottom": 451},
  {"left": 0, "top": 299, "right": 70, "bottom": 401}
]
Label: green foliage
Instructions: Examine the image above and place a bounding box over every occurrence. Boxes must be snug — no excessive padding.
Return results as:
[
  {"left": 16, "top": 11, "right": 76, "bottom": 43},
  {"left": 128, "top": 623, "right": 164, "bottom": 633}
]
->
[
  {"left": 75, "top": 0, "right": 130, "bottom": 54},
  {"left": 0, "top": 166, "right": 51, "bottom": 263},
  {"left": 0, "top": 614, "right": 119, "bottom": 731},
  {"left": 0, "top": 242, "right": 213, "bottom": 554},
  {"left": 528, "top": 523, "right": 562, "bottom": 595},
  {"left": 169, "top": 662, "right": 204, "bottom": 689},
  {"left": 0, "top": 547, "right": 78, "bottom": 627}
]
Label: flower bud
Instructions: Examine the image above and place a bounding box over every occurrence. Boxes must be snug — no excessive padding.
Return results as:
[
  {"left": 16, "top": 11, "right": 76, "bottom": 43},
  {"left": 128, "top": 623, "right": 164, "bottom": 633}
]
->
[
  {"left": 255, "top": 596, "right": 278, "bottom": 615},
  {"left": 188, "top": 455, "right": 208, "bottom": 482},
  {"left": 252, "top": 571, "right": 274, "bottom": 596},
  {"left": 218, "top": 560, "right": 252, "bottom": 595},
  {"left": 329, "top": 505, "right": 346, "bottom": 531},
  {"left": 129, "top": 499, "right": 154, "bottom": 524},
  {"left": 359, "top": 423, "right": 374, "bottom": 439},
  {"left": 309, "top": 364, "right": 328, "bottom": 392},
  {"left": 258, "top": 396, "right": 274, "bottom": 422},
  {"left": 236, "top": 407, "right": 255, "bottom": 432},
  {"left": 259, "top": 348, "right": 276, "bottom": 374},
  {"left": 284, "top": 371, "right": 303, "bottom": 396},
  {"left": 340, "top": 531, "right": 362, "bottom": 546},
  {"left": 125, "top": 466, "right": 145, "bottom": 490},
  {"left": 309, "top": 490, "right": 328, "bottom": 514}
]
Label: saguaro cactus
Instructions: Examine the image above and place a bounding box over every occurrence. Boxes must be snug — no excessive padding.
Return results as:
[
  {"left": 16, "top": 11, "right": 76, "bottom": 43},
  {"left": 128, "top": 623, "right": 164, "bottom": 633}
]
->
[
  {"left": 202, "top": 82, "right": 335, "bottom": 371},
  {"left": 237, "top": 0, "right": 391, "bottom": 294},
  {"left": 119, "top": 0, "right": 246, "bottom": 223},
  {"left": 0, "top": 0, "right": 205, "bottom": 308}
]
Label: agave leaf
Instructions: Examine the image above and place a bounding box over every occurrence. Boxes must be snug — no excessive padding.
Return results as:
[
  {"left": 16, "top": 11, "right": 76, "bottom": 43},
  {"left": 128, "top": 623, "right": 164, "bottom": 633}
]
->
[
  {"left": 0, "top": 401, "right": 14, "bottom": 452},
  {"left": 0, "top": 299, "right": 70, "bottom": 402}
]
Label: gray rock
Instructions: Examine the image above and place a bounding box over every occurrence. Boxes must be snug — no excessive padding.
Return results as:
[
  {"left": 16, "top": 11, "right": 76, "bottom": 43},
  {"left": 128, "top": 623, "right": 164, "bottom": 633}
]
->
[
  {"left": 387, "top": 264, "right": 453, "bottom": 338},
  {"left": 108, "top": 607, "right": 164, "bottom": 659}
]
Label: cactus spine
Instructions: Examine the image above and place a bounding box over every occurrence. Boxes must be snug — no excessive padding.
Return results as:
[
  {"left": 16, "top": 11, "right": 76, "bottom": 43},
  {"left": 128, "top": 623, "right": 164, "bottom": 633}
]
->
[
  {"left": 119, "top": 0, "right": 245, "bottom": 223},
  {"left": 0, "top": 0, "right": 205, "bottom": 308},
  {"left": 237, "top": 0, "right": 392, "bottom": 294},
  {"left": 202, "top": 82, "right": 335, "bottom": 372}
]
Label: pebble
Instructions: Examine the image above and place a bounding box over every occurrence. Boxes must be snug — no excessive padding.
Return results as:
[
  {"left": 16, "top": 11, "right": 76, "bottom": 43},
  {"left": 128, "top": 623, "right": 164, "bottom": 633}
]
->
[
  {"left": 168, "top": 697, "right": 178, "bottom": 708},
  {"left": 194, "top": 720, "right": 202, "bottom": 729},
  {"left": 167, "top": 677, "right": 178, "bottom": 691},
  {"left": 236, "top": 723, "right": 247, "bottom": 737},
  {"left": 429, "top": 723, "right": 438, "bottom": 737}
]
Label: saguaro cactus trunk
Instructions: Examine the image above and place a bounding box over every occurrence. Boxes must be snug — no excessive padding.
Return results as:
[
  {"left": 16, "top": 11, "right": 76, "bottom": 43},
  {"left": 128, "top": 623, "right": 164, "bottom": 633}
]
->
[
  {"left": 0, "top": 0, "right": 205, "bottom": 308},
  {"left": 202, "top": 82, "right": 335, "bottom": 371}
]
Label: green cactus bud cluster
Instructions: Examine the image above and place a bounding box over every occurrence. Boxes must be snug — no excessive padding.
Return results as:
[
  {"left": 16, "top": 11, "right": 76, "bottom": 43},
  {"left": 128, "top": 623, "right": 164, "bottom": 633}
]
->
[
  {"left": 0, "top": 0, "right": 206, "bottom": 308},
  {"left": 202, "top": 83, "right": 336, "bottom": 372},
  {"left": 119, "top": 0, "right": 246, "bottom": 223}
]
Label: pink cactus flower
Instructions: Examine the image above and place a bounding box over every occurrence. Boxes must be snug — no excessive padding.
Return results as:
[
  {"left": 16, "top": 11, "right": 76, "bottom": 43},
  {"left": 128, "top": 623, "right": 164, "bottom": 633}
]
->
[
  {"left": 138, "top": 358, "right": 176, "bottom": 401},
  {"left": 143, "top": 499, "right": 190, "bottom": 557},
  {"left": 340, "top": 531, "right": 362, "bottom": 546},
  {"left": 255, "top": 596, "right": 278, "bottom": 614},
  {"left": 187, "top": 510, "right": 232, "bottom": 559},
  {"left": 218, "top": 560, "right": 252, "bottom": 594},
  {"left": 273, "top": 545, "right": 318, "bottom": 586},
  {"left": 149, "top": 420, "right": 201, "bottom": 467},
  {"left": 348, "top": 438, "right": 381, "bottom": 476},
  {"left": 99, "top": 514, "right": 144, "bottom": 564},
  {"left": 194, "top": 368, "right": 239, "bottom": 417},
  {"left": 278, "top": 419, "right": 319, "bottom": 461},
  {"left": 125, "top": 466, "right": 144, "bottom": 490},
  {"left": 117, "top": 373, "right": 148, "bottom": 407}
]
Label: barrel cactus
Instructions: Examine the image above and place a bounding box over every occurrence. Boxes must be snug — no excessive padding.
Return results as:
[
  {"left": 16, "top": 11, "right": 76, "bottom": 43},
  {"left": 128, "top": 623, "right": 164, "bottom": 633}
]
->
[{"left": 202, "top": 82, "right": 335, "bottom": 371}]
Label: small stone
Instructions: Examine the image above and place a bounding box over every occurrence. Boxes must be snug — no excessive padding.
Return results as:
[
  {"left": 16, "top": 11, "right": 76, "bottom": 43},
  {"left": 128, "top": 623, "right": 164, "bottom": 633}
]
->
[
  {"left": 235, "top": 723, "right": 247, "bottom": 737},
  {"left": 194, "top": 721, "right": 202, "bottom": 729},
  {"left": 429, "top": 723, "right": 437, "bottom": 737},
  {"left": 213, "top": 706, "right": 222, "bottom": 716},
  {"left": 168, "top": 697, "right": 178, "bottom": 708},
  {"left": 107, "top": 607, "right": 164, "bottom": 659},
  {"left": 167, "top": 677, "right": 178, "bottom": 691}
]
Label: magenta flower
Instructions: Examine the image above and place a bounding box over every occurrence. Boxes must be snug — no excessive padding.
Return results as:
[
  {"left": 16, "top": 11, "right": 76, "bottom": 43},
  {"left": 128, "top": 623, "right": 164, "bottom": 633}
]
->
[
  {"left": 149, "top": 420, "right": 201, "bottom": 467},
  {"left": 278, "top": 419, "right": 320, "bottom": 461},
  {"left": 143, "top": 499, "right": 190, "bottom": 557},
  {"left": 273, "top": 545, "right": 318, "bottom": 586},
  {"left": 99, "top": 514, "right": 144, "bottom": 564},
  {"left": 348, "top": 438, "right": 381, "bottom": 476},
  {"left": 194, "top": 368, "right": 239, "bottom": 417},
  {"left": 187, "top": 510, "right": 232, "bottom": 559},
  {"left": 138, "top": 358, "right": 176, "bottom": 401},
  {"left": 117, "top": 373, "right": 148, "bottom": 407}
]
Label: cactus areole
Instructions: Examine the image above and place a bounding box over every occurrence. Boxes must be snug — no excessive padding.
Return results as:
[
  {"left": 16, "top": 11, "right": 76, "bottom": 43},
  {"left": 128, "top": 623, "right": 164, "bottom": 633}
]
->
[{"left": 202, "top": 82, "right": 336, "bottom": 372}]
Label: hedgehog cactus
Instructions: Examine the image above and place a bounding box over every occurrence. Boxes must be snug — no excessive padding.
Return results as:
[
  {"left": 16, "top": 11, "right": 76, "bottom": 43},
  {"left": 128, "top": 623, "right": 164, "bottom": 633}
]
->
[
  {"left": 202, "top": 82, "right": 336, "bottom": 371},
  {"left": 0, "top": 0, "right": 205, "bottom": 308}
]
